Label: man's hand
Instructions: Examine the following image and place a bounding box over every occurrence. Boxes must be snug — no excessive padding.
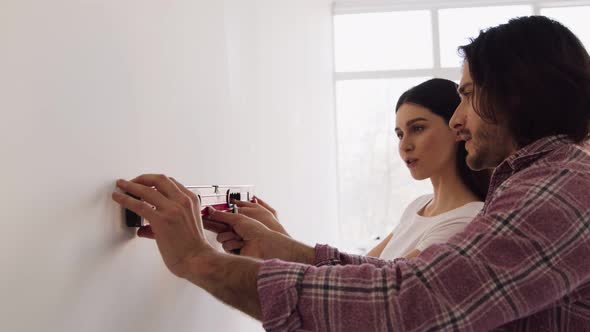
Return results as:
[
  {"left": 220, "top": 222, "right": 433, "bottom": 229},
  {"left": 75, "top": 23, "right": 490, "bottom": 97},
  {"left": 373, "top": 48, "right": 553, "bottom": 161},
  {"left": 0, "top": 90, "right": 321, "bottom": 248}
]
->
[
  {"left": 204, "top": 208, "right": 315, "bottom": 264},
  {"left": 111, "top": 174, "right": 216, "bottom": 279},
  {"left": 232, "top": 197, "right": 289, "bottom": 236},
  {"left": 112, "top": 174, "right": 266, "bottom": 320}
]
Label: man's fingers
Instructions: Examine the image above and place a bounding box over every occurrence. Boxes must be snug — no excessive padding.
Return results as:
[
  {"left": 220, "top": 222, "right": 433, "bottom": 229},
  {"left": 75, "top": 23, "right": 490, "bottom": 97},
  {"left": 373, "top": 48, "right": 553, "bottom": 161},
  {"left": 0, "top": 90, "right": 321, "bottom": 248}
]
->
[
  {"left": 130, "top": 174, "right": 183, "bottom": 199},
  {"left": 216, "top": 231, "right": 241, "bottom": 243},
  {"left": 116, "top": 179, "right": 172, "bottom": 211},
  {"left": 113, "top": 191, "right": 160, "bottom": 223},
  {"left": 203, "top": 219, "right": 231, "bottom": 233},
  {"left": 169, "top": 177, "right": 200, "bottom": 206},
  {"left": 137, "top": 225, "right": 156, "bottom": 239}
]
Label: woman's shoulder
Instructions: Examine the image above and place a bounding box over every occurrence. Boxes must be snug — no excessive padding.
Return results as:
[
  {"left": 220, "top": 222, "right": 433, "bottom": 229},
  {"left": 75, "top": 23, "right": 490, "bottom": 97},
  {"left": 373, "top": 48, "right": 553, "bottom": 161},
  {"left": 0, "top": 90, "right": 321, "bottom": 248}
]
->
[
  {"left": 456, "top": 200, "right": 485, "bottom": 215},
  {"left": 435, "top": 200, "right": 484, "bottom": 224},
  {"left": 402, "top": 194, "right": 434, "bottom": 213}
]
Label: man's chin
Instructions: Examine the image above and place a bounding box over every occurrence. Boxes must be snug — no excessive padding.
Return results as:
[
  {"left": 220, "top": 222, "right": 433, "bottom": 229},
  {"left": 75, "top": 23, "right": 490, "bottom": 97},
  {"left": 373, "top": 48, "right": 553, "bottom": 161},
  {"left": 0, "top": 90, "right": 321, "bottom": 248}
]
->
[{"left": 466, "top": 154, "right": 486, "bottom": 171}]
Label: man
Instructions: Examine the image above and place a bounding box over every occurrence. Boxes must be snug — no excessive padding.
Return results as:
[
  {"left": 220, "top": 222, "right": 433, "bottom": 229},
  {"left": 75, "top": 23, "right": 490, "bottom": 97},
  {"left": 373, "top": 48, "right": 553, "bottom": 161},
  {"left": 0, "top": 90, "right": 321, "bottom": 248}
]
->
[{"left": 112, "top": 16, "right": 590, "bottom": 331}]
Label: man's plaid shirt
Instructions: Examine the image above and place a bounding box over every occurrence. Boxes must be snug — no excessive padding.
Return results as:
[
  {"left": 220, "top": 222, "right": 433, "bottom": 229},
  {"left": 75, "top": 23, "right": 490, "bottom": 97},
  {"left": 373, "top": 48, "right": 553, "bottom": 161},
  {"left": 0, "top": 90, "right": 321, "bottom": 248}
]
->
[{"left": 257, "top": 135, "right": 590, "bottom": 331}]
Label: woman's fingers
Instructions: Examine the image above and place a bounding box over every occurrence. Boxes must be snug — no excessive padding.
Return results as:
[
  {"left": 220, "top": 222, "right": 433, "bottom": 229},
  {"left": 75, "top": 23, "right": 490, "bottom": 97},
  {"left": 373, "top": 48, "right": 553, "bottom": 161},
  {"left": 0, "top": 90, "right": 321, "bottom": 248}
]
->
[
  {"left": 222, "top": 240, "right": 244, "bottom": 252},
  {"left": 234, "top": 206, "right": 258, "bottom": 218},
  {"left": 216, "top": 231, "right": 241, "bottom": 243},
  {"left": 205, "top": 207, "right": 244, "bottom": 227},
  {"left": 253, "top": 196, "right": 277, "bottom": 216},
  {"left": 232, "top": 199, "right": 257, "bottom": 208}
]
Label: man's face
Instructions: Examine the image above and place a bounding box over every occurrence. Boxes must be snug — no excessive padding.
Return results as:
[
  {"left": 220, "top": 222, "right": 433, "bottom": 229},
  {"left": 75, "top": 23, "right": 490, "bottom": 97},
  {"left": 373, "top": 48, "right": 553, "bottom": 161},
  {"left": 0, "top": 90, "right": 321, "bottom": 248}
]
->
[{"left": 449, "top": 62, "right": 517, "bottom": 170}]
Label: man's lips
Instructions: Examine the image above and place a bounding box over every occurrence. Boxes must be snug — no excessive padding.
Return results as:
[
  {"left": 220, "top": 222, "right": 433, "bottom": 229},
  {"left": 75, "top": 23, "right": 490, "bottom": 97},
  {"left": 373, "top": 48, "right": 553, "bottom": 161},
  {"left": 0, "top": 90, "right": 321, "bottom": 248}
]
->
[{"left": 457, "top": 131, "right": 472, "bottom": 142}]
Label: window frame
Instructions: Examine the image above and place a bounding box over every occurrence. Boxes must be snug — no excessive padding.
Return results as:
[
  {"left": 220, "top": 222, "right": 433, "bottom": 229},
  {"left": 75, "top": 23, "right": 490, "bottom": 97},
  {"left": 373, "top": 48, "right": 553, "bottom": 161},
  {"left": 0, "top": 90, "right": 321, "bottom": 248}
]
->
[{"left": 333, "top": 0, "right": 590, "bottom": 81}]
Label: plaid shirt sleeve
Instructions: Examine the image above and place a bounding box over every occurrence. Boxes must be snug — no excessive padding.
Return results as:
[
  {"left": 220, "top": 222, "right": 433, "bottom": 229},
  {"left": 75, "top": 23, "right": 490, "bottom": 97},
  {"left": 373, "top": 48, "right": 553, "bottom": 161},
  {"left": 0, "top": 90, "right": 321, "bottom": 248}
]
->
[{"left": 257, "top": 148, "right": 590, "bottom": 331}]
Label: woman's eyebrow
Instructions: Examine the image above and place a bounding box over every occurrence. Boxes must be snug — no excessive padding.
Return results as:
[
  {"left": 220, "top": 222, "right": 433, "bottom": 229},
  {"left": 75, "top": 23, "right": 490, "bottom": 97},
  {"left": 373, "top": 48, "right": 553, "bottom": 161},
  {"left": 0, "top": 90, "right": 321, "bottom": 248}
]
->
[{"left": 395, "top": 117, "right": 428, "bottom": 130}]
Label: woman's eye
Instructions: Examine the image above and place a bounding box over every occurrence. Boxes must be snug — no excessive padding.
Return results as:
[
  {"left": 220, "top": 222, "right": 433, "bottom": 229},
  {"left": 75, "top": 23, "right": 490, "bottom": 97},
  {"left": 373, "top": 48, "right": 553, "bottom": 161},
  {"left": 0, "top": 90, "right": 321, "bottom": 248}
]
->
[
  {"left": 412, "top": 126, "right": 424, "bottom": 133},
  {"left": 396, "top": 133, "right": 403, "bottom": 140}
]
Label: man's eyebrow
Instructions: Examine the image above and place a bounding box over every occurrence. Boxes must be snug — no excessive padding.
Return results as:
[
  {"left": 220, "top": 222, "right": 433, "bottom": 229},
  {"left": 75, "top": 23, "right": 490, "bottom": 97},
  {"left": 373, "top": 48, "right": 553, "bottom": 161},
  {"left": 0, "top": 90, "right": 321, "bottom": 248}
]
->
[
  {"left": 458, "top": 83, "right": 473, "bottom": 95},
  {"left": 394, "top": 117, "right": 428, "bottom": 130}
]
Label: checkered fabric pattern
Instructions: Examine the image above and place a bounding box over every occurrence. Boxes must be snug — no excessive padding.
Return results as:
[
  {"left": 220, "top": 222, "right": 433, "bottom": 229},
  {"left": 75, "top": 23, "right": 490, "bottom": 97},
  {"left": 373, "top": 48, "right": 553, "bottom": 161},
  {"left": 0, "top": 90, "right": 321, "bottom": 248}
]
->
[{"left": 258, "top": 135, "right": 590, "bottom": 331}]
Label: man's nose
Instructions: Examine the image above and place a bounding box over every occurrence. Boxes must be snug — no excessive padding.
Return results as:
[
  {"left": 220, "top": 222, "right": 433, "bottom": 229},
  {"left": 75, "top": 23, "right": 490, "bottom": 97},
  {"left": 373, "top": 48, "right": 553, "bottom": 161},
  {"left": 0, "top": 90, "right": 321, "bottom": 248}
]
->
[{"left": 449, "top": 106, "right": 465, "bottom": 132}]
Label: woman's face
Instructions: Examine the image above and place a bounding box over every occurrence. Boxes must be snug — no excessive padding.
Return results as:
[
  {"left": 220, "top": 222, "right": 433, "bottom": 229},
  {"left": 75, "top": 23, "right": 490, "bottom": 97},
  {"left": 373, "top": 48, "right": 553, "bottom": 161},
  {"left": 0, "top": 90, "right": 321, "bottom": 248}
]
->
[{"left": 395, "top": 103, "right": 458, "bottom": 180}]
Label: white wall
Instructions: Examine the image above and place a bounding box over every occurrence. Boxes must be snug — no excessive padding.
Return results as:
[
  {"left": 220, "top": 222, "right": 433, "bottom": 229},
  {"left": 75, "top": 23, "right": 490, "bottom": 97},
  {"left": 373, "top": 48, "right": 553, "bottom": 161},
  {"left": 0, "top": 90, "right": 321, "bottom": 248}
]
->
[
  {"left": 223, "top": 0, "right": 338, "bottom": 243},
  {"left": 0, "top": 1, "right": 337, "bottom": 331}
]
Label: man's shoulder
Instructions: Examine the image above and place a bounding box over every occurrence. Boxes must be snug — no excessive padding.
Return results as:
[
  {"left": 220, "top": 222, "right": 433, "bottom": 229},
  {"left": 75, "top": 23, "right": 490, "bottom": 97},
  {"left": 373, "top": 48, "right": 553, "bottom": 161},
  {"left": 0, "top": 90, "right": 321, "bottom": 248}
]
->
[
  {"left": 488, "top": 143, "right": 590, "bottom": 214},
  {"left": 543, "top": 140, "right": 590, "bottom": 169},
  {"left": 515, "top": 141, "right": 590, "bottom": 182}
]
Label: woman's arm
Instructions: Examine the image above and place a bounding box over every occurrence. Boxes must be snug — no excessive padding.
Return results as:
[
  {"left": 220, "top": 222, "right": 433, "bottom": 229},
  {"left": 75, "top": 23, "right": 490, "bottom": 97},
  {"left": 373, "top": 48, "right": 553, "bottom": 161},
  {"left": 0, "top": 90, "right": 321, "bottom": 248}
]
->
[
  {"left": 366, "top": 232, "right": 393, "bottom": 257},
  {"left": 404, "top": 249, "right": 421, "bottom": 259}
]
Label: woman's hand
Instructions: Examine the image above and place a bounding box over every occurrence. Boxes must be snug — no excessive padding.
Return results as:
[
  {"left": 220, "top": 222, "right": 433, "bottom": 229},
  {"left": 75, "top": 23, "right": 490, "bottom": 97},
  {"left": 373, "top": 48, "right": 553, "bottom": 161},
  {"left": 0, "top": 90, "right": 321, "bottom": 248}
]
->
[
  {"left": 203, "top": 208, "right": 278, "bottom": 259},
  {"left": 232, "top": 196, "right": 289, "bottom": 236},
  {"left": 203, "top": 208, "right": 314, "bottom": 264}
]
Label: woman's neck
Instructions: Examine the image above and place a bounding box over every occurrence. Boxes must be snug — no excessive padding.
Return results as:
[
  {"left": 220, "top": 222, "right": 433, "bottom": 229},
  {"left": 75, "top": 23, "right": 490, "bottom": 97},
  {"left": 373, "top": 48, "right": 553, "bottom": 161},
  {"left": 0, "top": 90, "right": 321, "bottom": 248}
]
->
[{"left": 421, "top": 164, "right": 479, "bottom": 217}]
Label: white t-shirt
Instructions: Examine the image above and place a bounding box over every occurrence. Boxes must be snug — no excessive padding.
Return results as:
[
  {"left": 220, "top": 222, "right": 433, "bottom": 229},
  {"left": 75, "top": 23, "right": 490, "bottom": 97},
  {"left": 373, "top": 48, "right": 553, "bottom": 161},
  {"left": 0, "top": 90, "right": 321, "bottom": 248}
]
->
[{"left": 379, "top": 194, "right": 484, "bottom": 260}]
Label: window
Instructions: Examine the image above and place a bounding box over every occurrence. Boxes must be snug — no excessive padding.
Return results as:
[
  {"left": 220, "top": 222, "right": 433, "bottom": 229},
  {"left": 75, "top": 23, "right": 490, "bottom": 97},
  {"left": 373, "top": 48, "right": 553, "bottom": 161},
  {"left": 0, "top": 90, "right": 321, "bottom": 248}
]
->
[
  {"left": 332, "top": 0, "right": 590, "bottom": 253},
  {"left": 541, "top": 6, "right": 590, "bottom": 50},
  {"left": 439, "top": 5, "right": 533, "bottom": 67},
  {"left": 335, "top": 77, "right": 432, "bottom": 253},
  {"left": 334, "top": 11, "right": 433, "bottom": 71}
]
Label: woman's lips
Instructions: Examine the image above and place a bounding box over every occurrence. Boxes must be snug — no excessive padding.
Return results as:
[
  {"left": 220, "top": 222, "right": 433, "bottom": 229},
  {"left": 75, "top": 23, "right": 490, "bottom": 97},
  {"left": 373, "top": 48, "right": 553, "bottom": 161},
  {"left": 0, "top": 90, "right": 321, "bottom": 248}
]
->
[{"left": 407, "top": 159, "right": 419, "bottom": 169}]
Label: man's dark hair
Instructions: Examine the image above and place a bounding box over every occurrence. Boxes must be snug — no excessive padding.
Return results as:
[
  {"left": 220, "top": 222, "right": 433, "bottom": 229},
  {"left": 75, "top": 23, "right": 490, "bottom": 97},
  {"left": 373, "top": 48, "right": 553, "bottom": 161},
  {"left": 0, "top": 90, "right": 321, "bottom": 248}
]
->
[{"left": 459, "top": 15, "right": 590, "bottom": 147}]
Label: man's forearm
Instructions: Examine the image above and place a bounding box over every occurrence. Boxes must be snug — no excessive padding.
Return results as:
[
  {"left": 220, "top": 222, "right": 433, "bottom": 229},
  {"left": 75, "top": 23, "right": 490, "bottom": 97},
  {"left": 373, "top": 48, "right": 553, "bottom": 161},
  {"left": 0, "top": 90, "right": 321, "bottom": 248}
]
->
[
  {"left": 263, "top": 231, "right": 316, "bottom": 264},
  {"left": 186, "top": 252, "right": 263, "bottom": 320}
]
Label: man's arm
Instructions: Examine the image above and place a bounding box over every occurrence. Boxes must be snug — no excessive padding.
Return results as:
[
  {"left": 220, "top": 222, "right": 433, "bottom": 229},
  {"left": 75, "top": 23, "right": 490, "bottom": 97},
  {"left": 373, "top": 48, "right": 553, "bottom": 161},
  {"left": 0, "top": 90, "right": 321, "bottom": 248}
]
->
[
  {"left": 113, "top": 170, "right": 590, "bottom": 331},
  {"left": 112, "top": 175, "right": 266, "bottom": 321},
  {"left": 186, "top": 252, "right": 264, "bottom": 320},
  {"left": 204, "top": 208, "right": 396, "bottom": 267},
  {"left": 255, "top": 169, "right": 590, "bottom": 331}
]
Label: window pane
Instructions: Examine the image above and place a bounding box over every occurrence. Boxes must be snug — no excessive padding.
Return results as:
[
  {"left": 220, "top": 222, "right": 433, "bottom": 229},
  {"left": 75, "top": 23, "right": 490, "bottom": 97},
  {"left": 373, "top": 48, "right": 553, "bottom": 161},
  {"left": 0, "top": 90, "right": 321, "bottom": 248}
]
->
[
  {"left": 334, "top": 11, "right": 433, "bottom": 72},
  {"left": 335, "top": 77, "right": 433, "bottom": 252},
  {"left": 541, "top": 6, "right": 590, "bottom": 51},
  {"left": 439, "top": 5, "right": 533, "bottom": 67}
]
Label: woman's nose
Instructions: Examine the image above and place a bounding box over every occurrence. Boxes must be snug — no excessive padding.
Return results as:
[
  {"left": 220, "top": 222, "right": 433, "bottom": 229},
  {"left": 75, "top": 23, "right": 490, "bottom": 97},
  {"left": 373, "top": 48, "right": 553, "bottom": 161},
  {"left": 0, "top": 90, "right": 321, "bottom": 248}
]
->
[{"left": 400, "top": 138, "right": 414, "bottom": 152}]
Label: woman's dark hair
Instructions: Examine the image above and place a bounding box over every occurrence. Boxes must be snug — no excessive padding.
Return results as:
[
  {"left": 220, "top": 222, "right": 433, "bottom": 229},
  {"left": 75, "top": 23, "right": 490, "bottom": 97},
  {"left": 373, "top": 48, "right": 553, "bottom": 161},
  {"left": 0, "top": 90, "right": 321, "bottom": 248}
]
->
[
  {"left": 459, "top": 15, "right": 590, "bottom": 147},
  {"left": 396, "top": 78, "right": 491, "bottom": 201}
]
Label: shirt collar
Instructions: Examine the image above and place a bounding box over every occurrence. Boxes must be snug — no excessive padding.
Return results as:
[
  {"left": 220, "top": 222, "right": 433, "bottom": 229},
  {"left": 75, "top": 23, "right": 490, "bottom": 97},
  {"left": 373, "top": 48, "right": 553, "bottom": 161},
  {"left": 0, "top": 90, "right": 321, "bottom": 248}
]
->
[
  {"left": 501, "top": 135, "right": 573, "bottom": 172},
  {"left": 484, "top": 135, "right": 578, "bottom": 209}
]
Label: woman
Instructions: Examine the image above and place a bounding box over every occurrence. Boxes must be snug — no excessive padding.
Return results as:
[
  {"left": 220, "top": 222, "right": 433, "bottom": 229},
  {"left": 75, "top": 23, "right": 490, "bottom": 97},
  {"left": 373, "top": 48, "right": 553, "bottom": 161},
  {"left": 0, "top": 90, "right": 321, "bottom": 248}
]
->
[
  {"left": 206, "top": 78, "right": 490, "bottom": 260},
  {"left": 366, "top": 78, "right": 489, "bottom": 259}
]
